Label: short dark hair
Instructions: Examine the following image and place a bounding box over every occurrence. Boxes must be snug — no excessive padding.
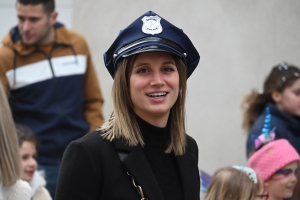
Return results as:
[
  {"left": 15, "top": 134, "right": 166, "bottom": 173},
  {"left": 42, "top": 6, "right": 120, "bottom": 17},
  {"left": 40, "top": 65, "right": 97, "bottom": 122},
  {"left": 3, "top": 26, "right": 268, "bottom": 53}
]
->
[
  {"left": 15, "top": 123, "right": 37, "bottom": 147},
  {"left": 17, "top": 0, "right": 55, "bottom": 13}
]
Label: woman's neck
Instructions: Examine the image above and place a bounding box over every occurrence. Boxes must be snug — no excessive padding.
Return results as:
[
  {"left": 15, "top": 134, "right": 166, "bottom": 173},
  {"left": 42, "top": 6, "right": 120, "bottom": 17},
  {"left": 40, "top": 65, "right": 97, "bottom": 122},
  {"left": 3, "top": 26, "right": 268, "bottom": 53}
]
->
[{"left": 134, "top": 111, "right": 169, "bottom": 128}]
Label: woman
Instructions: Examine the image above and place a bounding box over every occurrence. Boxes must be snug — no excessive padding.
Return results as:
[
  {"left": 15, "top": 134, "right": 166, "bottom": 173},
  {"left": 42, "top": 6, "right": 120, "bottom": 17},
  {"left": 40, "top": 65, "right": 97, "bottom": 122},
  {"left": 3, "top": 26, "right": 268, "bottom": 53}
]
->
[
  {"left": 0, "top": 82, "right": 31, "bottom": 200},
  {"left": 55, "top": 11, "right": 200, "bottom": 200}
]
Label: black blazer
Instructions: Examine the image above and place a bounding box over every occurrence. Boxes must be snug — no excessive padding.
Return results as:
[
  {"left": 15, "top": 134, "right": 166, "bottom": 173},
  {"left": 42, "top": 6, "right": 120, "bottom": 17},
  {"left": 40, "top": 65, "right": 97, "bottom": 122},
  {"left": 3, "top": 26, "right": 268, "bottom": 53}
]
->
[{"left": 55, "top": 130, "right": 200, "bottom": 200}]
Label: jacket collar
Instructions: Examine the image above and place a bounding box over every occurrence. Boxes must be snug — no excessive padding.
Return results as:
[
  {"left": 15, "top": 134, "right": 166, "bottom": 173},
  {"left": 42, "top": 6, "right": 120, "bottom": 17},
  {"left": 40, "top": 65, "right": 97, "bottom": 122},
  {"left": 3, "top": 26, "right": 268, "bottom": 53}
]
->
[
  {"left": 268, "top": 103, "right": 300, "bottom": 132},
  {"left": 113, "top": 138, "right": 199, "bottom": 200},
  {"left": 2, "top": 22, "right": 71, "bottom": 55}
]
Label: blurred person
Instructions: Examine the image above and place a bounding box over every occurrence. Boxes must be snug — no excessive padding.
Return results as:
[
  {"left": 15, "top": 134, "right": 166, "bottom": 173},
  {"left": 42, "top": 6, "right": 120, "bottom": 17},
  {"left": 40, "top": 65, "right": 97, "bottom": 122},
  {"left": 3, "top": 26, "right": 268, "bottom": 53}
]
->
[
  {"left": 242, "top": 62, "right": 300, "bottom": 199},
  {"left": 248, "top": 136, "right": 300, "bottom": 200},
  {"left": 55, "top": 11, "right": 200, "bottom": 200},
  {"left": 0, "top": 0, "right": 104, "bottom": 198},
  {"left": 16, "top": 124, "right": 52, "bottom": 200},
  {"left": 0, "top": 82, "right": 31, "bottom": 200},
  {"left": 205, "top": 166, "right": 268, "bottom": 200}
]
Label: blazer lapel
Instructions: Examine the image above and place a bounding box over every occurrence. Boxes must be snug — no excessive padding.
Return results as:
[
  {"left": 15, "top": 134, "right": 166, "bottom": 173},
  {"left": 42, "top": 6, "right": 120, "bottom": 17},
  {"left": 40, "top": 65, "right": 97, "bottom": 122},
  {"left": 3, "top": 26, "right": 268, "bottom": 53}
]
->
[
  {"left": 113, "top": 139, "right": 165, "bottom": 200},
  {"left": 175, "top": 151, "right": 200, "bottom": 200}
]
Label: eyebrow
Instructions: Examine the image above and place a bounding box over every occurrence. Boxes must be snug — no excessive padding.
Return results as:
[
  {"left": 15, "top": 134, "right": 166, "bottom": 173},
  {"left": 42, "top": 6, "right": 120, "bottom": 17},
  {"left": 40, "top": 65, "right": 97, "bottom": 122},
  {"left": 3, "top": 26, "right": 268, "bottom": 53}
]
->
[
  {"left": 17, "top": 15, "right": 41, "bottom": 19},
  {"left": 133, "top": 61, "right": 176, "bottom": 68}
]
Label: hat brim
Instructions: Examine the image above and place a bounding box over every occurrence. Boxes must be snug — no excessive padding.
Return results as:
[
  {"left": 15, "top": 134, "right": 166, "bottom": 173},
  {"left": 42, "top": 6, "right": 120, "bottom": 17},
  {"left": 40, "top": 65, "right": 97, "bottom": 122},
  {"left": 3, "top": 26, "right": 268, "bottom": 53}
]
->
[
  {"left": 113, "top": 36, "right": 187, "bottom": 67},
  {"left": 122, "top": 45, "right": 184, "bottom": 59}
]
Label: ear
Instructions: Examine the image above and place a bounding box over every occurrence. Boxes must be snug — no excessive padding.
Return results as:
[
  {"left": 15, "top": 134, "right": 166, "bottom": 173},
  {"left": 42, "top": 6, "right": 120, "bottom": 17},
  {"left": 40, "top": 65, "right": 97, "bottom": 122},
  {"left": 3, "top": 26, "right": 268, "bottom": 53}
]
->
[
  {"left": 50, "top": 11, "right": 58, "bottom": 26},
  {"left": 271, "top": 91, "right": 282, "bottom": 103}
]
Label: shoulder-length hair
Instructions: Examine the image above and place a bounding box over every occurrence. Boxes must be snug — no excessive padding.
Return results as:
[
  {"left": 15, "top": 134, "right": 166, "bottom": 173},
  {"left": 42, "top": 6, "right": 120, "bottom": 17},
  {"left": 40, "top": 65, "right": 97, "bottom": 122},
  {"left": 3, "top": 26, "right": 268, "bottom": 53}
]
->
[
  {"left": 0, "top": 82, "right": 21, "bottom": 186},
  {"left": 101, "top": 53, "right": 187, "bottom": 155},
  {"left": 206, "top": 167, "right": 263, "bottom": 200}
]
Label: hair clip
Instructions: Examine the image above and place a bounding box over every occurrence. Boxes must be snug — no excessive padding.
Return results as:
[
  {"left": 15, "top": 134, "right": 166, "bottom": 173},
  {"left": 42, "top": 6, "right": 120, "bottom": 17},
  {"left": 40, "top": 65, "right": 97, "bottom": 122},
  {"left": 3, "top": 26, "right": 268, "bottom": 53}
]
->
[
  {"left": 232, "top": 166, "right": 258, "bottom": 184},
  {"left": 258, "top": 89, "right": 264, "bottom": 95},
  {"left": 294, "top": 72, "right": 299, "bottom": 77},
  {"left": 282, "top": 76, "right": 286, "bottom": 82},
  {"left": 278, "top": 62, "right": 289, "bottom": 70}
]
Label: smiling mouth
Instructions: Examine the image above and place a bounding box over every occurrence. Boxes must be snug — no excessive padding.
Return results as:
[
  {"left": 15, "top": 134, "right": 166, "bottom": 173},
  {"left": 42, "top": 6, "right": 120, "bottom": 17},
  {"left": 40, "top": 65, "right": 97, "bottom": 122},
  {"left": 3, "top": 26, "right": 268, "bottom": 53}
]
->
[{"left": 147, "top": 92, "right": 167, "bottom": 98}]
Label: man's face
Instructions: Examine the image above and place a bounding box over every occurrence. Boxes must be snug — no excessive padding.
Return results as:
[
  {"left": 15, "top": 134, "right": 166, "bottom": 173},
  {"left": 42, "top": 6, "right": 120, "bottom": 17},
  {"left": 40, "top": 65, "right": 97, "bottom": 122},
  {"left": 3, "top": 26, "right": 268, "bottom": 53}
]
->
[{"left": 16, "top": 3, "right": 57, "bottom": 45}]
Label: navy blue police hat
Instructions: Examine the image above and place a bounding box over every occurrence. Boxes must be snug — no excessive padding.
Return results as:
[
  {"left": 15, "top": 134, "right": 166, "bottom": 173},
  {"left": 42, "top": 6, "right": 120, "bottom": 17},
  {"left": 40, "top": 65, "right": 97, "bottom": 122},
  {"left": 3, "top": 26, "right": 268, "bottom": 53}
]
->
[{"left": 103, "top": 11, "right": 200, "bottom": 78}]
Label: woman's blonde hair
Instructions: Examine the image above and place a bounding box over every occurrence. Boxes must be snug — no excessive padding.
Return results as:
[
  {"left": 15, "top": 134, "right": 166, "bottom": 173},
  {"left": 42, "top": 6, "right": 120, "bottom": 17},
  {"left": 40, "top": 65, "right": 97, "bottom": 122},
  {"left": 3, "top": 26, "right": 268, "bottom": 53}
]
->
[
  {"left": 0, "top": 82, "right": 21, "bottom": 186},
  {"left": 205, "top": 166, "right": 263, "bottom": 200},
  {"left": 101, "top": 53, "right": 187, "bottom": 155}
]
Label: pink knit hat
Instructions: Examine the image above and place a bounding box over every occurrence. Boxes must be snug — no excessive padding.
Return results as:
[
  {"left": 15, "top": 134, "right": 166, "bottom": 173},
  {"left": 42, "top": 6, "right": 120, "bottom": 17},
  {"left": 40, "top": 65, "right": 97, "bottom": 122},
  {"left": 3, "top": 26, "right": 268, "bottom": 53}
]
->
[{"left": 248, "top": 139, "right": 300, "bottom": 182}]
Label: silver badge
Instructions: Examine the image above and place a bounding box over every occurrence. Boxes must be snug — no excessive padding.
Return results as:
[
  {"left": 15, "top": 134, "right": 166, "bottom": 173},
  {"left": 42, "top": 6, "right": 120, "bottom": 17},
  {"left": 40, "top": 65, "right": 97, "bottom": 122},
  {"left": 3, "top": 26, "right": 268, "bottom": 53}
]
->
[{"left": 141, "top": 15, "right": 163, "bottom": 35}]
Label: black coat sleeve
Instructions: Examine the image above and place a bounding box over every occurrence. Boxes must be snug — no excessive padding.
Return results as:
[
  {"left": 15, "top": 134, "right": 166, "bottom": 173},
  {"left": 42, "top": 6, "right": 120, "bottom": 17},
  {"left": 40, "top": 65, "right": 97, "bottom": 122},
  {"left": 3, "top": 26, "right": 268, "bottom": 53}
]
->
[{"left": 55, "top": 139, "right": 102, "bottom": 200}]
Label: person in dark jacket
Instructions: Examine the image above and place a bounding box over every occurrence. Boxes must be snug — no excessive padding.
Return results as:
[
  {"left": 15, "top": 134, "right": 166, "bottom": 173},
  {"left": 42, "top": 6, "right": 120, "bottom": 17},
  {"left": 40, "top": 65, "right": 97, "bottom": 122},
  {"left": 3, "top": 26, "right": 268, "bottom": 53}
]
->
[
  {"left": 0, "top": 0, "right": 104, "bottom": 198},
  {"left": 55, "top": 11, "right": 200, "bottom": 200},
  {"left": 242, "top": 62, "right": 300, "bottom": 200}
]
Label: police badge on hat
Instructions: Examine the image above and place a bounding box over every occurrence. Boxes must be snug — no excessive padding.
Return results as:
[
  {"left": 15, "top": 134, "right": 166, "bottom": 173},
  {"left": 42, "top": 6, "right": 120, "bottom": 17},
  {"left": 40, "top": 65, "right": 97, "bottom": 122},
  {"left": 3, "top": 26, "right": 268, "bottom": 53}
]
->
[
  {"left": 104, "top": 11, "right": 200, "bottom": 78},
  {"left": 141, "top": 15, "right": 163, "bottom": 35}
]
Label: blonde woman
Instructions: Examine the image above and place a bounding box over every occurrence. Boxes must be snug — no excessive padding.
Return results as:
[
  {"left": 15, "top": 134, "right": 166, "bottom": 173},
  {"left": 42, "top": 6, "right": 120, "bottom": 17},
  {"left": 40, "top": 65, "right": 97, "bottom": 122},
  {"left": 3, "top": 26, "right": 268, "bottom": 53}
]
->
[
  {"left": 56, "top": 11, "right": 200, "bottom": 200},
  {"left": 0, "top": 82, "right": 31, "bottom": 200}
]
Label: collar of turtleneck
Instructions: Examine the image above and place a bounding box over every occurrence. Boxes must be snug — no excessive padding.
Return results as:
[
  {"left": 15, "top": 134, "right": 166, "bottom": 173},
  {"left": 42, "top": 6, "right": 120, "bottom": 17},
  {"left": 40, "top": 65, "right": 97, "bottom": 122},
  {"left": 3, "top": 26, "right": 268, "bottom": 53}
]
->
[{"left": 134, "top": 114, "right": 170, "bottom": 148}]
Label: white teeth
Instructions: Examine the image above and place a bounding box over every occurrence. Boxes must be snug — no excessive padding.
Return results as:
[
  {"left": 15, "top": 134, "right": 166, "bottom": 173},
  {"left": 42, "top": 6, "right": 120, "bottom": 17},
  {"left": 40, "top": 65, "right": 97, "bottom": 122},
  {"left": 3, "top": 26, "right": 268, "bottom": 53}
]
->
[{"left": 148, "top": 92, "right": 167, "bottom": 97}]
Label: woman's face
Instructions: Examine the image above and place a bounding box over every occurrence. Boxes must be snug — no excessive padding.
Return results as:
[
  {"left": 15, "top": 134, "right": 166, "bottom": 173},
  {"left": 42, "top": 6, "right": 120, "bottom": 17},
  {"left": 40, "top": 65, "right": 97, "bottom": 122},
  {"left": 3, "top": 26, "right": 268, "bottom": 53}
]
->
[
  {"left": 273, "top": 78, "right": 300, "bottom": 117},
  {"left": 130, "top": 51, "right": 179, "bottom": 126},
  {"left": 265, "top": 161, "right": 299, "bottom": 199},
  {"left": 20, "top": 141, "right": 37, "bottom": 182}
]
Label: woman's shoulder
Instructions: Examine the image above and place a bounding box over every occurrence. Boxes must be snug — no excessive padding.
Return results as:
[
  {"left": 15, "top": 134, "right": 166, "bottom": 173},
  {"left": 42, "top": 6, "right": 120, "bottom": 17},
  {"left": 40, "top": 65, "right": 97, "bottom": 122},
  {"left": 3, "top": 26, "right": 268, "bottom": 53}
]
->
[
  {"left": 67, "top": 129, "right": 117, "bottom": 156},
  {"left": 75, "top": 129, "right": 111, "bottom": 146},
  {"left": 185, "top": 134, "right": 198, "bottom": 154}
]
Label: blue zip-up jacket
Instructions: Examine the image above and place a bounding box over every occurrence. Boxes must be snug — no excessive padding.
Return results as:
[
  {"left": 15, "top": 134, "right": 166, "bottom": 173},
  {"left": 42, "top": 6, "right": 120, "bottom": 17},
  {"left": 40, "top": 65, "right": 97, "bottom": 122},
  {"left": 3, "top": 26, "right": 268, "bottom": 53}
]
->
[
  {"left": 246, "top": 103, "right": 300, "bottom": 158},
  {"left": 0, "top": 23, "right": 104, "bottom": 165}
]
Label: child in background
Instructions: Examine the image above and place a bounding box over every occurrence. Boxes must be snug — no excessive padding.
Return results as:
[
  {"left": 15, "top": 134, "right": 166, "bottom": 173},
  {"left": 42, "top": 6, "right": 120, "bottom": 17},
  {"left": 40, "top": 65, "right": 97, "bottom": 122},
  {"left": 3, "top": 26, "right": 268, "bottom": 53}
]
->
[
  {"left": 248, "top": 138, "right": 300, "bottom": 200},
  {"left": 242, "top": 62, "right": 300, "bottom": 157},
  {"left": 16, "top": 124, "right": 52, "bottom": 200},
  {"left": 0, "top": 81, "right": 31, "bottom": 199},
  {"left": 205, "top": 166, "right": 267, "bottom": 200}
]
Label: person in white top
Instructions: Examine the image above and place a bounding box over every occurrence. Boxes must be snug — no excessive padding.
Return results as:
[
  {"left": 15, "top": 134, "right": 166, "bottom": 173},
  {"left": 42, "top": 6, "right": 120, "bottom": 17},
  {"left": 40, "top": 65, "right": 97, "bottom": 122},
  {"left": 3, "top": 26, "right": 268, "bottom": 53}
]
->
[
  {"left": 16, "top": 124, "right": 52, "bottom": 200},
  {"left": 0, "top": 82, "right": 31, "bottom": 200}
]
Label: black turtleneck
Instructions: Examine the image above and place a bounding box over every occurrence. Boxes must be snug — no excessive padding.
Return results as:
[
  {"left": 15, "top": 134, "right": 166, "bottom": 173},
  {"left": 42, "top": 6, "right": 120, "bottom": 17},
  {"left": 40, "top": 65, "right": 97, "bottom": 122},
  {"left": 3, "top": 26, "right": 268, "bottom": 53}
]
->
[{"left": 135, "top": 115, "right": 183, "bottom": 200}]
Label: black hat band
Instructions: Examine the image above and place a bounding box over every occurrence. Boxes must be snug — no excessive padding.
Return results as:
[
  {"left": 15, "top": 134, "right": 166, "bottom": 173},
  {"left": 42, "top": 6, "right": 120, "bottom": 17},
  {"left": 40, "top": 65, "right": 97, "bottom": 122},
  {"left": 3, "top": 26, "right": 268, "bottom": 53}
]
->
[{"left": 113, "top": 36, "right": 185, "bottom": 63}]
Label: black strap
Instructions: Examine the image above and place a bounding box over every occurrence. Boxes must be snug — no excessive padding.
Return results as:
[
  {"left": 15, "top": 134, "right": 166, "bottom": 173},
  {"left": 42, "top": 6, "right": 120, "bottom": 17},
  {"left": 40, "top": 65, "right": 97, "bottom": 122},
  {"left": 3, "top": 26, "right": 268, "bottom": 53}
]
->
[{"left": 117, "top": 151, "right": 148, "bottom": 200}]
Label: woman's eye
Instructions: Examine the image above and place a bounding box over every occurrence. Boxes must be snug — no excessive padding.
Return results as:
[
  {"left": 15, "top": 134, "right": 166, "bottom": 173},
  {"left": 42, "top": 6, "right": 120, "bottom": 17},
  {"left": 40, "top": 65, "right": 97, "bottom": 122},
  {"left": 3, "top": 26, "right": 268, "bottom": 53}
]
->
[
  {"left": 163, "top": 67, "right": 175, "bottom": 72},
  {"left": 137, "top": 68, "right": 149, "bottom": 73}
]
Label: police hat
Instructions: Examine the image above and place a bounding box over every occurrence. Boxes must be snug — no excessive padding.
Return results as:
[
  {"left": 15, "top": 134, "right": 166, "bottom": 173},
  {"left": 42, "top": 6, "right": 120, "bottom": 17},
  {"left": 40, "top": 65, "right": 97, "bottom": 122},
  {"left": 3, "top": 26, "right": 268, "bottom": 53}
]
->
[{"left": 103, "top": 11, "right": 200, "bottom": 78}]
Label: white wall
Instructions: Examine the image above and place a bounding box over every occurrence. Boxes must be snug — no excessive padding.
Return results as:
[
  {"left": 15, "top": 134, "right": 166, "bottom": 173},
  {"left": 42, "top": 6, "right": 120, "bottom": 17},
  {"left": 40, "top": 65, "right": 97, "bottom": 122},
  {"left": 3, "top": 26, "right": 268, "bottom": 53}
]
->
[
  {"left": 71, "top": 0, "right": 300, "bottom": 177},
  {"left": 0, "top": 0, "right": 73, "bottom": 39}
]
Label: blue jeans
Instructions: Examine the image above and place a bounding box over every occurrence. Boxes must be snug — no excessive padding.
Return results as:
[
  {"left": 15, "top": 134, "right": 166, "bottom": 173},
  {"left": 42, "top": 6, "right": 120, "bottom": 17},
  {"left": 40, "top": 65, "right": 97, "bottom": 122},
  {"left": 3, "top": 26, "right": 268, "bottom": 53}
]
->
[{"left": 38, "top": 164, "right": 60, "bottom": 199}]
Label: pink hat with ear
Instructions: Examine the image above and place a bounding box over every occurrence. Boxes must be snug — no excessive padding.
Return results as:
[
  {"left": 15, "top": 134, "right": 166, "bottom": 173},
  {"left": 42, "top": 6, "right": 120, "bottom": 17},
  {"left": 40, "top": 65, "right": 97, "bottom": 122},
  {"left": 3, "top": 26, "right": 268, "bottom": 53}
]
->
[{"left": 248, "top": 139, "right": 300, "bottom": 182}]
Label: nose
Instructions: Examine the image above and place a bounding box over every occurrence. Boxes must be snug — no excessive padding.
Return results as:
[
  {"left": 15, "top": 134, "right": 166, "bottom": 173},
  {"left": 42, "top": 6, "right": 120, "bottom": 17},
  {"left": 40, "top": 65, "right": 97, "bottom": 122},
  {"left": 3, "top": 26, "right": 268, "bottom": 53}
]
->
[
  {"left": 28, "top": 157, "right": 37, "bottom": 167},
  {"left": 22, "top": 20, "right": 31, "bottom": 32},
  {"left": 150, "top": 71, "right": 165, "bottom": 86},
  {"left": 290, "top": 173, "right": 298, "bottom": 184}
]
